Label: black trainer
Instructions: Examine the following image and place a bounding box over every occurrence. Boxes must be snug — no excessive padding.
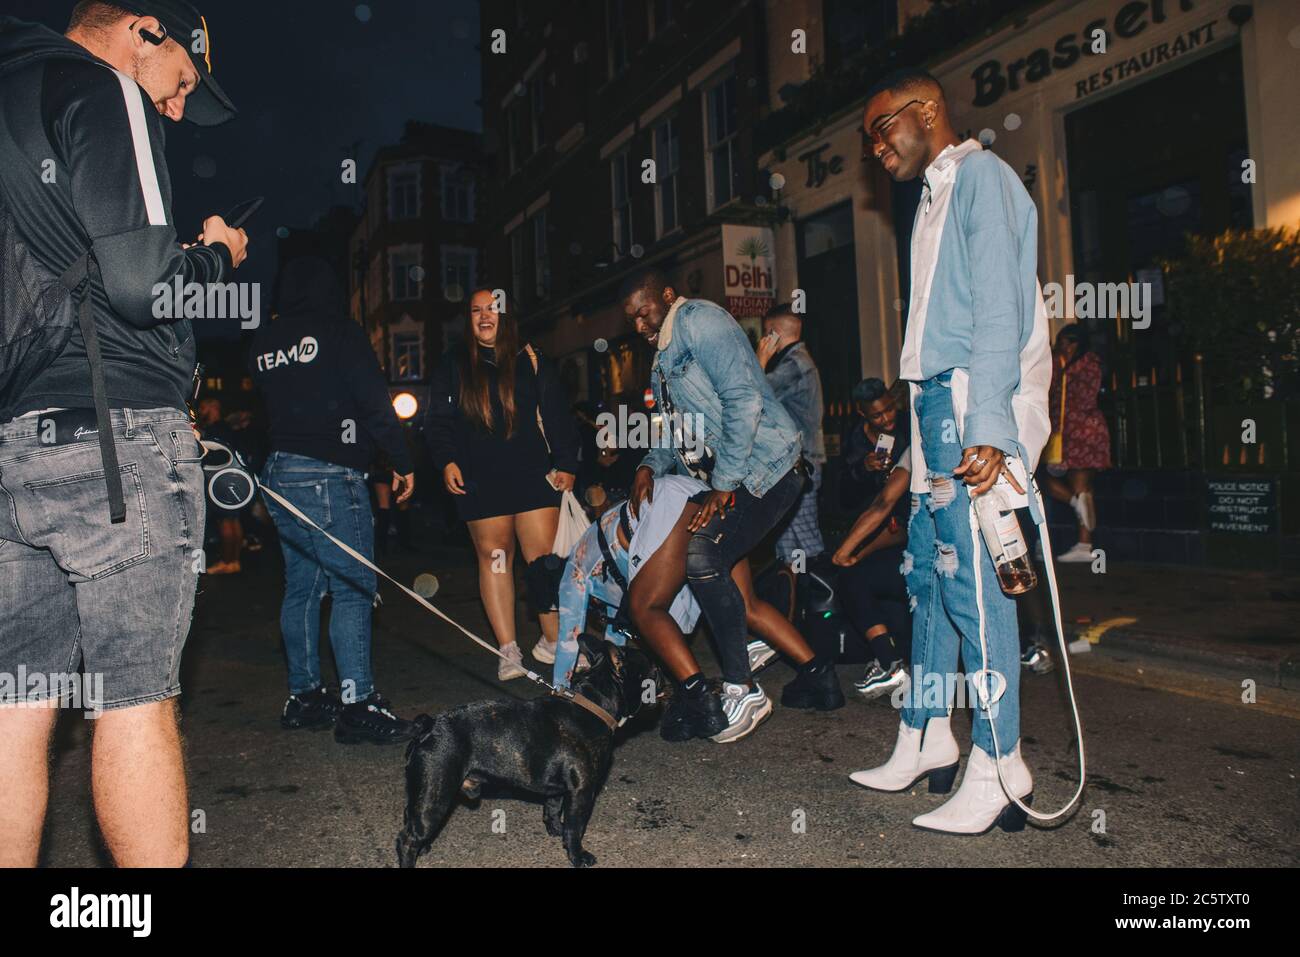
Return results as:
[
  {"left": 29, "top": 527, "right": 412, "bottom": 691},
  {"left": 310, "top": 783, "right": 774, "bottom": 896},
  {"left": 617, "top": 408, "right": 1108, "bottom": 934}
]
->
[
  {"left": 781, "top": 660, "right": 845, "bottom": 711},
  {"left": 334, "top": 693, "right": 415, "bottom": 745},
  {"left": 280, "top": 687, "right": 341, "bottom": 731},
  {"left": 660, "top": 683, "right": 728, "bottom": 742}
]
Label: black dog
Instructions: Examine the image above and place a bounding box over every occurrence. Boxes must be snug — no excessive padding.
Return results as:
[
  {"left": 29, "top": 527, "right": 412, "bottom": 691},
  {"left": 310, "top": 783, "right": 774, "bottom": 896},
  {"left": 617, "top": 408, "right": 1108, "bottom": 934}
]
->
[{"left": 397, "top": 635, "right": 660, "bottom": 868}]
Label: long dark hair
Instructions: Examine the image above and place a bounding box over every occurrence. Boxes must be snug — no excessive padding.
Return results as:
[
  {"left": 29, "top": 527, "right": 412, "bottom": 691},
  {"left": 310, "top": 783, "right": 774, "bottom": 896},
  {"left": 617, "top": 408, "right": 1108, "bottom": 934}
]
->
[{"left": 458, "top": 289, "right": 520, "bottom": 436}]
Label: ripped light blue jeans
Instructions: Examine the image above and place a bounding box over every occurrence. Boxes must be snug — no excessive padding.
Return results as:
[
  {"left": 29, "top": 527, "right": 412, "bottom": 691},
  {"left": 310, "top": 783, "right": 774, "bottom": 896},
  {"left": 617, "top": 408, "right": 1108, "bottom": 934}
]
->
[{"left": 901, "top": 375, "right": 1020, "bottom": 754}]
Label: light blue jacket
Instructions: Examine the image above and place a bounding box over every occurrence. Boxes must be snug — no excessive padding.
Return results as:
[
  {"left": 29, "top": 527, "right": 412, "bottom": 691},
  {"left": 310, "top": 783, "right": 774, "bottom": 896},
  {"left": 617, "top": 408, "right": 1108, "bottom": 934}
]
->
[
  {"left": 898, "top": 140, "right": 1052, "bottom": 510},
  {"left": 641, "top": 298, "right": 801, "bottom": 497},
  {"left": 765, "top": 341, "right": 826, "bottom": 465}
]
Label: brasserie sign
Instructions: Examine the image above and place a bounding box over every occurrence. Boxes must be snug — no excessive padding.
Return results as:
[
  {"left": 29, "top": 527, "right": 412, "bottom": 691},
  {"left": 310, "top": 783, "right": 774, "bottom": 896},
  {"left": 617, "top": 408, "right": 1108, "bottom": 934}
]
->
[{"left": 970, "top": 0, "right": 1202, "bottom": 107}]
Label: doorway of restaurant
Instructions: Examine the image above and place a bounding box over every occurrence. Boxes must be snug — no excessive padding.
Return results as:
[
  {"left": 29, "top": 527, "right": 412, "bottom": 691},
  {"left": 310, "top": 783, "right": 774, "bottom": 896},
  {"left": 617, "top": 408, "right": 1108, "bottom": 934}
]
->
[{"left": 1064, "top": 42, "right": 1253, "bottom": 469}]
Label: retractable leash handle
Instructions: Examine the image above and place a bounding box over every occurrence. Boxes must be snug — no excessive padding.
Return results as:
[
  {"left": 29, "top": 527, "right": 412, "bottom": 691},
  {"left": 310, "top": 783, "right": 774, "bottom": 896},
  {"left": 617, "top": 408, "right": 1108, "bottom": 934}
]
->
[{"left": 970, "top": 475, "right": 1087, "bottom": 823}]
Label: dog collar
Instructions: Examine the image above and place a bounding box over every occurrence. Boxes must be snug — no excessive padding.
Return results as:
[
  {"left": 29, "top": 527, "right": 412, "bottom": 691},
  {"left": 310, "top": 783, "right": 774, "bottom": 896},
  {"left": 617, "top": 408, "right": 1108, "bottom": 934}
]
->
[{"left": 550, "top": 688, "right": 618, "bottom": 732}]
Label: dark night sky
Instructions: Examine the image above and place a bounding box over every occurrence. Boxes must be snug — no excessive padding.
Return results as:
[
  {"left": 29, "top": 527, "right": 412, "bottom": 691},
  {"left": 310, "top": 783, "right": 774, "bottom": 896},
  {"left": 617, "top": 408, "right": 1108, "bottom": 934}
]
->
[{"left": 3, "top": 0, "right": 482, "bottom": 338}]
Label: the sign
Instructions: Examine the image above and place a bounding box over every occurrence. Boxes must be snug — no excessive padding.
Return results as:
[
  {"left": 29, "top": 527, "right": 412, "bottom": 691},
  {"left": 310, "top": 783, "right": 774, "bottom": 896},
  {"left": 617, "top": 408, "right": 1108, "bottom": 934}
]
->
[
  {"left": 723, "top": 225, "right": 777, "bottom": 320},
  {"left": 797, "top": 142, "right": 845, "bottom": 188},
  {"left": 970, "top": 0, "right": 1203, "bottom": 107},
  {"left": 1205, "top": 475, "right": 1277, "bottom": 535}
]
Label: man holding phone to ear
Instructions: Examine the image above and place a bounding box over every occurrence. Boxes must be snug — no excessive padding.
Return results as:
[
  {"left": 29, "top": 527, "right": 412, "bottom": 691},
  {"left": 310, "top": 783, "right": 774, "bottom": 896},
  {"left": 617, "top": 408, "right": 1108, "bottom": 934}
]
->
[
  {"left": 755, "top": 302, "right": 827, "bottom": 571},
  {"left": 0, "top": 1, "right": 246, "bottom": 867}
]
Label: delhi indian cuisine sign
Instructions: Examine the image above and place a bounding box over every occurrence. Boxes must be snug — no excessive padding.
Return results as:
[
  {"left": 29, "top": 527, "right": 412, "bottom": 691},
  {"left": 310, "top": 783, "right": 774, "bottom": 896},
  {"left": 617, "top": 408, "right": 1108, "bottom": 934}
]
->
[{"left": 722, "top": 225, "right": 777, "bottom": 320}]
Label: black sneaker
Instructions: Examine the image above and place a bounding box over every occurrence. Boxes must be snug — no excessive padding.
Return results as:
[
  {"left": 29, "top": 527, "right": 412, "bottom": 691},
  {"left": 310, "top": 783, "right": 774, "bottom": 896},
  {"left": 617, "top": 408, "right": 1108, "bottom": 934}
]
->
[
  {"left": 660, "top": 684, "right": 728, "bottom": 742},
  {"left": 781, "top": 660, "right": 845, "bottom": 711},
  {"left": 333, "top": 693, "right": 415, "bottom": 745},
  {"left": 281, "top": 687, "right": 341, "bottom": 731}
]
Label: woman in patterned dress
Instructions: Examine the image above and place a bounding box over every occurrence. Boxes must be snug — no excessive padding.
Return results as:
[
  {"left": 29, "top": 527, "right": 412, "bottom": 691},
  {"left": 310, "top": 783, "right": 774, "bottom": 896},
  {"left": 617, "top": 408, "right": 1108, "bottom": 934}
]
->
[{"left": 1041, "top": 324, "right": 1110, "bottom": 562}]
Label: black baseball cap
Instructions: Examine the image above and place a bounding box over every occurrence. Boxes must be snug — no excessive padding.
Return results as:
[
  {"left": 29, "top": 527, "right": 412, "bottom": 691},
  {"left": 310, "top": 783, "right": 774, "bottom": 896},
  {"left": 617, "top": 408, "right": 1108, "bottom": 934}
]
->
[{"left": 119, "top": 0, "right": 236, "bottom": 126}]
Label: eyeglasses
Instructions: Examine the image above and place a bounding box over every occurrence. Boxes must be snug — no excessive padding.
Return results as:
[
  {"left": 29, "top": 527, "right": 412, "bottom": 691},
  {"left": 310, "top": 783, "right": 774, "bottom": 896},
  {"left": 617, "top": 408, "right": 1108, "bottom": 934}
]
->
[{"left": 864, "top": 99, "right": 925, "bottom": 152}]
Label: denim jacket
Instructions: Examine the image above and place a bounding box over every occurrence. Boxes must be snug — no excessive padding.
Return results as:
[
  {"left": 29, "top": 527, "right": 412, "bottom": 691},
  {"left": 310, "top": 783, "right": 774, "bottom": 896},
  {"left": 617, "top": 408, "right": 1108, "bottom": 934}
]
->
[
  {"left": 640, "top": 298, "right": 801, "bottom": 497},
  {"left": 765, "top": 341, "right": 826, "bottom": 465}
]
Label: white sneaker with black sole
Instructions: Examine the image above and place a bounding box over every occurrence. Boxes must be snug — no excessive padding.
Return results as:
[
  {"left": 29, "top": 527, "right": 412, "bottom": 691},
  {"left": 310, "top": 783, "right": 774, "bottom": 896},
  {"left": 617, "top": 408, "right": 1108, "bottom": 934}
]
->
[
  {"left": 746, "top": 640, "right": 777, "bottom": 673},
  {"left": 854, "top": 660, "right": 909, "bottom": 700},
  {"left": 711, "top": 682, "right": 772, "bottom": 743}
]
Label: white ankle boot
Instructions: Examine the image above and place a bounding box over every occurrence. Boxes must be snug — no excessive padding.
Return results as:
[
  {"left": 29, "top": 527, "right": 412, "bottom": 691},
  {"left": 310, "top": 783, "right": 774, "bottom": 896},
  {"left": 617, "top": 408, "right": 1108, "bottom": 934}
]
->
[
  {"left": 912, "top": 743, "right": 1034, "bottom": 835},
  {"left": 849, "top": 716, "right": 960, "bottom": 793}
]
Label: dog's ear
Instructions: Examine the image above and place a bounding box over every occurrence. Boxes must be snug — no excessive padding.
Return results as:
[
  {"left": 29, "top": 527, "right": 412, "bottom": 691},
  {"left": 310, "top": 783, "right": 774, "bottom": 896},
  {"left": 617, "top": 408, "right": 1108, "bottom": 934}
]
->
[{"left": 576, "top": 632, "right": 607, "bottom": 669}]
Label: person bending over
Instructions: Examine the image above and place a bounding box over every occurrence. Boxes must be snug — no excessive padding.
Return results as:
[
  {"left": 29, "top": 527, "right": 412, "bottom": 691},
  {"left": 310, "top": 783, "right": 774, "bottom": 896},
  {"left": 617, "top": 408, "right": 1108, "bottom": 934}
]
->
[{"left": 622, "top": 268, "right": 844, "bottom": 744}]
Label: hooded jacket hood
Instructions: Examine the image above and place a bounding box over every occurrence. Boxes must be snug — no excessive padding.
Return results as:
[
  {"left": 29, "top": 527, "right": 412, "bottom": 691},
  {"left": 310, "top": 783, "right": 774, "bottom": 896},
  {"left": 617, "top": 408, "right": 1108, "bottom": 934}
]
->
[
  {"left": 273, "top": 256, "right": 347, "bottom": 323},
  {"left": 0, "top": 17, "right": 104, "bottom": 78}
]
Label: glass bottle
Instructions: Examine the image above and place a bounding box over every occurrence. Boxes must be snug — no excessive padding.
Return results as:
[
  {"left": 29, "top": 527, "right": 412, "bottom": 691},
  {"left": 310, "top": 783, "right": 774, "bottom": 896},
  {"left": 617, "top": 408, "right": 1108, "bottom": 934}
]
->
[{"left": 973, "top": 487, "right": 1037, "bottom": 595}]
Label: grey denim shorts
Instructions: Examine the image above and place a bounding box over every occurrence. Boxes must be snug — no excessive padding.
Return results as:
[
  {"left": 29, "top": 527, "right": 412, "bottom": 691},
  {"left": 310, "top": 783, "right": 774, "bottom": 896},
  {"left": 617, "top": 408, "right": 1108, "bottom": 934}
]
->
[{"left": 0, "top": 407, "right": 206, "bottom": 711}]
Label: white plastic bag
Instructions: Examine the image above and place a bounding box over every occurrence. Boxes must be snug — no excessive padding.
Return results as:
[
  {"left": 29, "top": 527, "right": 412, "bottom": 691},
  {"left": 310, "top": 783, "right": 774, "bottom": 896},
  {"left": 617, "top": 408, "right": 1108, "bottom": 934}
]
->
[{"left": 552, "top": 490, "right": 591, "bottom": 558}]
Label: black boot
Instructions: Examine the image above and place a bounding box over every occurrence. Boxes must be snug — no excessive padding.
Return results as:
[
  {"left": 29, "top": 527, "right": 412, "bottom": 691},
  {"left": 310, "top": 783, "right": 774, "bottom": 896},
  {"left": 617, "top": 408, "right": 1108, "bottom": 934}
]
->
[
  {"left": 660, "top": 681, "right": 727, "bottom": 741},
  {"left": 781, "top": 658, "right": 845, "bottom": 711},
  {"left": 281, "top": 687, "right": 341, "bottom": 730},
  {"left": 334, "top": 693, "right": 414, "bottom": 744}
]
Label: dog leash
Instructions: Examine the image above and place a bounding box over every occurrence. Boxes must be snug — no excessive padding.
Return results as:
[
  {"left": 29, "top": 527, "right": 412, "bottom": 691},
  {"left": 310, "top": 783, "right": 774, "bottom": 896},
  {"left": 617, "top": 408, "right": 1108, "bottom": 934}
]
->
[{"left": 256, "top": 482, "right": 619, "bottom": 732}]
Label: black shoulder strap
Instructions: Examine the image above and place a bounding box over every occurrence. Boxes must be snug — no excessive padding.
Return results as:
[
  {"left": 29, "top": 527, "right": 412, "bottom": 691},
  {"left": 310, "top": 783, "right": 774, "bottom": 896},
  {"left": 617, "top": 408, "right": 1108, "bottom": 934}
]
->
[
  {"left": 595, "top": 505, "right": 629, "bottom": 593},
  {"left": 61, "top": 253, "right": 125, "bottom": 524}
]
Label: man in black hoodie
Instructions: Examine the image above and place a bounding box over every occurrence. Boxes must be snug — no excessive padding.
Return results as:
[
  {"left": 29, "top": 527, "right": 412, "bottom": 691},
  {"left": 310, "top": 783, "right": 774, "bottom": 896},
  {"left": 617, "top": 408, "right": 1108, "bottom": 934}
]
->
[
  {"left": 0, "top": 2, "right": 246, "bottom": 868},
  {"left": 251, "top": 256, "right": 416, "bottom": 745}
]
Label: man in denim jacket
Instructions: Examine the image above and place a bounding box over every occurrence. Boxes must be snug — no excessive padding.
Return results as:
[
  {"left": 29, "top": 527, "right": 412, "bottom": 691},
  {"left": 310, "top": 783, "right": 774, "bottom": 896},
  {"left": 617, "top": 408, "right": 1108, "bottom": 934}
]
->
[{"left": 621, "top": 269, "right": 844, "bottom": 743}]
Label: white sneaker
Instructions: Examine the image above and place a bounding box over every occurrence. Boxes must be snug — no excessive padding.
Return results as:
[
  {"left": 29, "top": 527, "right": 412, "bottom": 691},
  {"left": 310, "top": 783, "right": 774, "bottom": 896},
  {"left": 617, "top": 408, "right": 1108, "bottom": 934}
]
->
[
  {"left": 1056, "top": 542, "right": 1094, "bottom": 563},
  {"left": 497, "top": 642, "right": 526, "bottom": 681},
  {"left": 710, "top": 682, "right": 772, "bottom": 743},
  {"left": 746, "top": 640, "right": 777, "bottom": 673},
  {"left": 532, "top": 637, "right": 557, "bottom": 664}
]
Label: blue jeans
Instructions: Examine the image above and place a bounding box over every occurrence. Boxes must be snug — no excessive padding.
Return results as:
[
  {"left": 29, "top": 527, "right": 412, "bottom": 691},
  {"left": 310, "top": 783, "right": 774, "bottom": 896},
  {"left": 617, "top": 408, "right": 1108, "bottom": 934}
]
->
[
  {"left": 261, "top": 452, "right": 376, "bottom": 700},
  {"left": 686, "top": 467, "right": 803, "bottom": 684},
  {"left": 902, "top": 377, "right": 1020, "bottom": 753}
]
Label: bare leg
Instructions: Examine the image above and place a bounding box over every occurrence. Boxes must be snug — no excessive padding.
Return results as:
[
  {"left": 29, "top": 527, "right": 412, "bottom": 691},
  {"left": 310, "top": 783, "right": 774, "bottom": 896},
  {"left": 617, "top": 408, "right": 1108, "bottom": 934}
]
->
[
  {"left": 468, "top": 515, "right": 518, "bottom": 648},
  {"left": 628, "top": 506, "right": 705, "bottom": 682},
  {"left": 514, "top": 507, "right": 561, "bottom": 643},
  {"left": 0, "top": 703, "right": 59, "bottom": 867},
  {"left": 91, "top": 698, "right": 188, "bottom": 867},
  {"left": 1068, "top": 469, "right": 1096, "bottom": 544},
  {"left": 732, "top": 559, "right": 814, "bottom": 667},
  {"left": 219, "top": 517, "right": 242, "bottom": 565},
  {"left": 1041, "top": 473, "right": 1072, "bottom": 505}
]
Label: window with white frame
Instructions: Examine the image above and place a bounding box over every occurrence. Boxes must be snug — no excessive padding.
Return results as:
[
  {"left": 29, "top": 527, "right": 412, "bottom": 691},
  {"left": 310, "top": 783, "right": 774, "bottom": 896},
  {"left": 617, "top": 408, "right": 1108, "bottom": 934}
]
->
[
  {"left": 607, "top": 0, "right": 627, "bottom": 77},
  {"left": 440, "top": 245, "right": 476, "bottom": 303},
  {"left": 610, "top": 150, "right": 631, "bottom": 259},
  {"left": 532, "top": 209, "right": 550, "bottom": 300},
  {"left": 389, "top": 245, "right": 423, "bottom": 301},
  {"left": 653, "top": 116, "right": 679, "bottom": 237},
  {"left": 387, "top": 163, "right": 420, "bottom": 221},
  {"left": 704, "top": 71, "right": 740, "bottom": 210},
  {"left": 441, "top": 164, "right": 475, "bottom": 222},
  {"left": 390, "top": 316, "right": 424, "bottom": 382}
]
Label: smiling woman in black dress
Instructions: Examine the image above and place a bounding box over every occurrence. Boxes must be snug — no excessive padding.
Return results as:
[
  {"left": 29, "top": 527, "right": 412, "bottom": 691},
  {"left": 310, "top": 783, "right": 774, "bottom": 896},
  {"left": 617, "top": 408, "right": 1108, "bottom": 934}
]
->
[{"left": 424, "top": 289, "right": 579, "bottom": 679}]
